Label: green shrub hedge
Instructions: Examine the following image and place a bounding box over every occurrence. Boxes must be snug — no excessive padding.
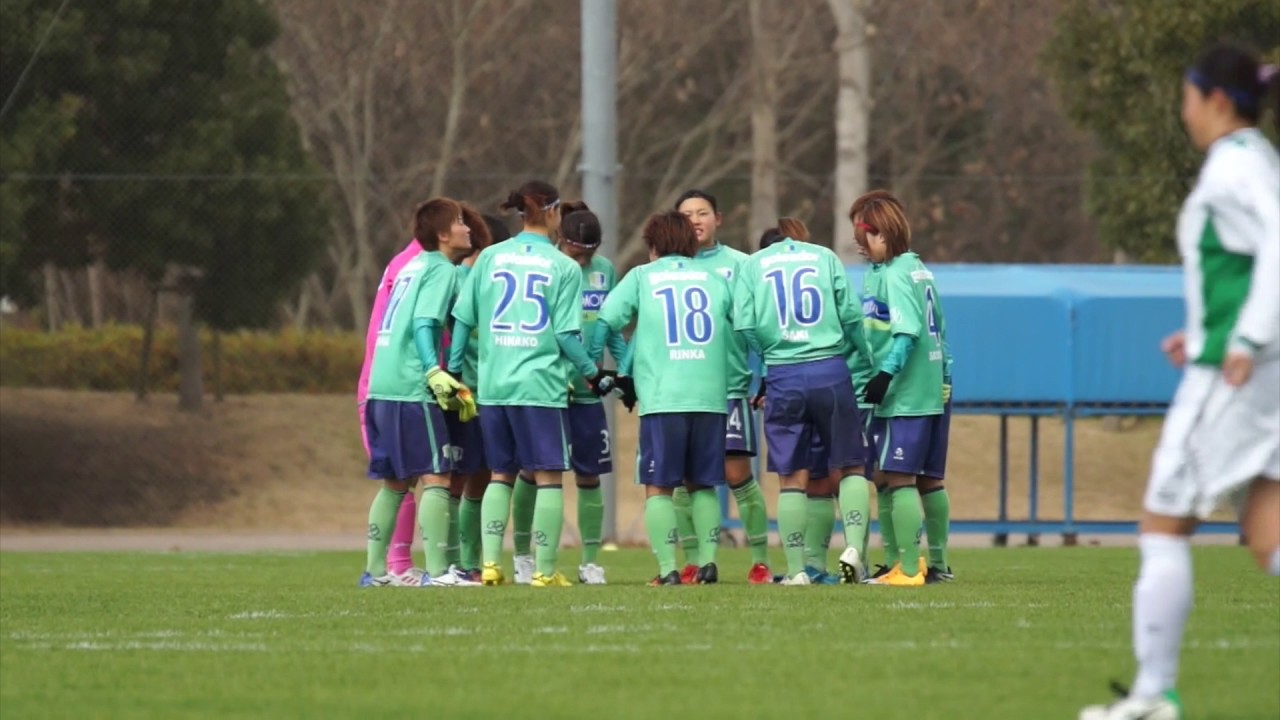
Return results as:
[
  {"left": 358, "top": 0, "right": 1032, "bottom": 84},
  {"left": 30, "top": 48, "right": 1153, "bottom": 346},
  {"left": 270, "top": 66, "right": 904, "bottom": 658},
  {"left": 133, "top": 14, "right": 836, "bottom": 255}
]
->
[{"left": 0, "top": 325, "right": 363, "bottom": 394}]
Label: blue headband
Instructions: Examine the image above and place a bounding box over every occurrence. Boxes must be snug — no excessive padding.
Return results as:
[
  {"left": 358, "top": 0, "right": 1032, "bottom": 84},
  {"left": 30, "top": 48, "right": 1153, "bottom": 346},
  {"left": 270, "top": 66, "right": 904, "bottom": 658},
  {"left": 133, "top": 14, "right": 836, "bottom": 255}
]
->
[{"left": 1186, "top": 68, "right": 1258, "bottom": 114}]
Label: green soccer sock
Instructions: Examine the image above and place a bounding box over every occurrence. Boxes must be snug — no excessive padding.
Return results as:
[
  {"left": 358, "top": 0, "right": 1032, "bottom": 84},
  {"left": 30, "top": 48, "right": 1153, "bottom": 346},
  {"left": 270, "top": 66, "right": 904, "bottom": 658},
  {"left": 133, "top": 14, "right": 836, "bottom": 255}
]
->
[
  {"left": 731, "top": 477, "right": 770, "bottom": 565},
  {"left": 577, "top": 484, "right": 604, "bottom": 565},
  {"left": 365, "top": 487, "right": 406, "bottom": 576},
  {"left": 533, "top": 485, "right": 565, "bottom": 577},
  {"left": 921, "top": 487, "right": 951, "bottom": 570},
  {"left": 459, "top": 496, "right": 482, "bottom": 570},
  {"left": 418, "top": 486, "right": 452, "bottom": 578},
  {"left": 877, "top": 486, "right": 899, "bottom": 567},
  {"left": 644, "top": 495, "right": 679, "bottom": 577},
  {"left": 804, "top": 495, "right": 835, "bottom": 571},
  {"left": 891, "top": 486, "right": 923, "bottom": 577},
  {"left": 511, "top": 474, "right": 537, "bottom": 556},
  {"left": 778, "top": 489, "right": 808, "bottom": 578},
  {"left": 445, "top": 494, "right": 461, "bottom": 567},
  {"left": 690, "top": 488, "right": 722, "bottom": 567},
  {"left": 671, "top": 486, "right": 698, "bottom": 564},
  {"left": 838, "top": 474, "right": 871, "bottom": 561},
  {"left": 480, "top": 481, "right": 512, "bottom": 565}
]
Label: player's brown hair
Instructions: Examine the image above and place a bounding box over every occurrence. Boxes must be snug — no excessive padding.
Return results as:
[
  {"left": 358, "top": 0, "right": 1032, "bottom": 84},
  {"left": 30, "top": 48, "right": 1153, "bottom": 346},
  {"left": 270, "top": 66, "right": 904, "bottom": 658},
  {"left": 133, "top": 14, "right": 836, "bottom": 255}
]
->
[
  {"left": 849, "top": 190, "right": 911, "bottom": 260},
  {"left": 499, "top": 180, "right": 560, "bottom": 228},
  {"left": 413, "top": 197, "right": 463, "bottom": 251},
  {"left": 460, "top": 202, "right": 492, "bottom": 255},
  {"left": 777, "top": 217, "right": 810, "bottom": 242},
  {"left": 642, "top": 211, "right": 698, "bottom": 259}
]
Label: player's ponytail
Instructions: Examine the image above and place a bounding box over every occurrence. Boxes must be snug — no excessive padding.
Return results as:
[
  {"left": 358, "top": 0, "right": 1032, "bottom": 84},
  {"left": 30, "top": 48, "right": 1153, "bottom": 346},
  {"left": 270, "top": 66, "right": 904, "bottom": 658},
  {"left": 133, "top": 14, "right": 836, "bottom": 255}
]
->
[{"left": 500, "top": 180, "right": 560, "bottom": 228}]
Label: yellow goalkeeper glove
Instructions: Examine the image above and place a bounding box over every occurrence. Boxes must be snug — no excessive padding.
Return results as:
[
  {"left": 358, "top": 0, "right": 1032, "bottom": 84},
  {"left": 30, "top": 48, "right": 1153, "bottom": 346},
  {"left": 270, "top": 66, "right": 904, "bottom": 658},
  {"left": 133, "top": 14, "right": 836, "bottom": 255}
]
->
[
  {"left": 454, "top": 387, "right": 478, "bottom": 422},
  {"left": 942, "top": 383, "right": 952, "bottom": 403},
  {"left": 425, "top": 367, "right": 465, "bottom": 410}
]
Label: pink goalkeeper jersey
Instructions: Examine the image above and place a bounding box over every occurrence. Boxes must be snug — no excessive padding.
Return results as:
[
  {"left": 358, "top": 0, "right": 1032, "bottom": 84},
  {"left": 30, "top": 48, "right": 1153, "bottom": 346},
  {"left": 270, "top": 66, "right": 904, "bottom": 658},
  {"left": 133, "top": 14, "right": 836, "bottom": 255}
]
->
[{"left": 357, "top": 239, "right": 424, "bottom": 405}]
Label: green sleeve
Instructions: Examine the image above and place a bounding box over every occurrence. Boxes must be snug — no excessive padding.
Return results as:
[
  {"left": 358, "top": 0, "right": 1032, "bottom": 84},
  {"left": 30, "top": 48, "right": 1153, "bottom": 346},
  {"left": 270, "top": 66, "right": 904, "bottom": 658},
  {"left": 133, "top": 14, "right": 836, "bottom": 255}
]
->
[
  {"left": 413, "top": 319, "right": 441, "bottom": 369},
  {"left": 552, "top": 261, "right": 583, "bottom": 335},
  {"left": 451, "top": 258, "right": 481, "bottom": 328},
  {"left": 447, "top": 318, "right": 471, "bottom": 374},
  {"left": 830, "top": 253, "right": 861, "bottom": 327},
  {"left": 556, "top": 332, "right": 598, "bottom": 378},
  {"left": 619, "top": 337, "right": 635, "bottom": 377},
  {"left": 598, "top": 270, "right": 639, "bottom": 333},
  {"left": 887, "top": 266, "right": 923, "bottom": 339},
  {"left": 413, "top": 263, "right": 456, "bottom": 324},
  {"left": 732, "top": 262, "right": 756, "bottom": 332}
]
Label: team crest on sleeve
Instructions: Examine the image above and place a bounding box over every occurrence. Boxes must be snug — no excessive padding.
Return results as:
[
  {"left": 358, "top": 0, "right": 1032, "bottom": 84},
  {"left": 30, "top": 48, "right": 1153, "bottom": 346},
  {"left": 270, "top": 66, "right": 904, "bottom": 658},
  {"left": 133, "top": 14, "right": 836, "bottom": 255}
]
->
[{"left": 717, "top": 268, "right": 733, "bottom": 280}]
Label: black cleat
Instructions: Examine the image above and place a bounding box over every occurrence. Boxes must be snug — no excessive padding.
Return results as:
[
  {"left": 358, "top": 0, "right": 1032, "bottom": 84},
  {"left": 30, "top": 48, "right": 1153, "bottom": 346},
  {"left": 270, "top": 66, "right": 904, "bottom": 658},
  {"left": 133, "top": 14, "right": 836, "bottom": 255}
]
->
[
  {"left": 862, "top": 564, "right": 892, "bottom": 583},
  {"left": 649, "top": 571, "right": 681, "bottom": 586},
  {"left": 695, "top": 563, "right": 719, "bottom": 584},
  {"left": 925, "top": 566, "right": 954, "bottom": 584}
]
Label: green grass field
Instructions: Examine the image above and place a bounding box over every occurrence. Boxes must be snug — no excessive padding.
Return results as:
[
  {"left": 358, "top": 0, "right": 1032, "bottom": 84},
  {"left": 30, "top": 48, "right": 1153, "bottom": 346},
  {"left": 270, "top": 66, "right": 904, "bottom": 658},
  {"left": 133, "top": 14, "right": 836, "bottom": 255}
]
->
[{"left": 1, "top": 548, "right": 1276, "bottom": 719}]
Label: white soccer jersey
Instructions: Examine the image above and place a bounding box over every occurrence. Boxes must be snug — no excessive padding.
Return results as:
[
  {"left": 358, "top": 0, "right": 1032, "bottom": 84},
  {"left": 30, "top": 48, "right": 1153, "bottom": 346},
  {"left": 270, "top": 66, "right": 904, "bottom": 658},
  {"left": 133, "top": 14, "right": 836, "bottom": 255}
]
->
[{"left": 1175, "top": 127, "right": 1280, "bottom": 366}]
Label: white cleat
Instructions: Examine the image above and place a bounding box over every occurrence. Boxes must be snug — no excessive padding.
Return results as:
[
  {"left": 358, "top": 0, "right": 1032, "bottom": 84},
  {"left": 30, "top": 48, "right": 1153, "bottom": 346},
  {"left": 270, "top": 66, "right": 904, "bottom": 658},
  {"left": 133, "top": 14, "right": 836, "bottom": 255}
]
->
[
  {"left": 513, "top": 554, "right": 535, "bottom": 585},
  {"left": 838, "top": 547, "right": 864, "bottom": 585},
  {"left": 387, "top": 568, "right": 426, "bottom": 587},
  {"left": 578, "top": 563, "right": 607, "bottom": 585},
  {"left": 1079, "top": 688, "right": 1183, "bottom": 720},
  {"left": 780, "top": 572, "right": 811, "bottom": 586},
  {"left": 423, "top": 567, "right": 481, "bottom": 587}
]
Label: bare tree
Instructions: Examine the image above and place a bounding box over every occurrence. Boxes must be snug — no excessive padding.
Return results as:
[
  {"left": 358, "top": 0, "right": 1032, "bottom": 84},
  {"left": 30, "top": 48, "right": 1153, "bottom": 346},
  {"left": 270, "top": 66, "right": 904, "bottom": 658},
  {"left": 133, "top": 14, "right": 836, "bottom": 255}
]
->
[
  {"left": 748, "top": 0, "right": 781, "bottom": 240},
  {"left": 828, "top": 0, "right": 873, "bottom": 262}
]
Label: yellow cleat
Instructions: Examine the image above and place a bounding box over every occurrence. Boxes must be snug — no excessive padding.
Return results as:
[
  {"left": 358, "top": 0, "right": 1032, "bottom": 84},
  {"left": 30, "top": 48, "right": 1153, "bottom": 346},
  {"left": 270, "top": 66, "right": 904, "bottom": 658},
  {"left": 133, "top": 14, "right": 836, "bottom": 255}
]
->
[
  {"left": 481, "top": 562, "right": 504, "bottom": 586},
  {"left": 919, "top": 556, "right": 928, "bottom": 577},
  {"left": 867, "top": 563, "right": 925, "bottom": 587},
  {"left": 530, "top": 571, "right": 572, "bottom": 587}
]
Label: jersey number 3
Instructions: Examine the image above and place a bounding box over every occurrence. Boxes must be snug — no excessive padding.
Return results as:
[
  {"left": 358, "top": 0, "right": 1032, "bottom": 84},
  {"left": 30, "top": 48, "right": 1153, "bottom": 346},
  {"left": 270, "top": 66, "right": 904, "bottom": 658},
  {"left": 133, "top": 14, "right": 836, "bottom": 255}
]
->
[{"left": 491, "top": 271, "right": 551, "bottom": 333}]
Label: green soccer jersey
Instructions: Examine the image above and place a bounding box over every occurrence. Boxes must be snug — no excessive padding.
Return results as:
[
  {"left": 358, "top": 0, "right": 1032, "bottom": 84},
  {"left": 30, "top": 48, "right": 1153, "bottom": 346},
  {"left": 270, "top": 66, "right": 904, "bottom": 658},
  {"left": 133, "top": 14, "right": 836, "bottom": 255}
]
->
[
  {"left": 696, "top": 243, "right": 753, "bottom": 399},
  {"left": 569, "top": 254, "right": 619, "bottom": 404},
  {"left": 733, "top": 238, "right": 861, "bottom": 365},
  {"left": 861, "top": 251, "right": 946, "bottom": 417},
  {"left": 597, "top": 255, "right": 733, "bottom": 416},
  {"left": 368, "top": 250, "right": 459, "bottom": 402},
  {"left": 453, "top": 264, "right": 481, "bottom": 390},
  {"left": 452, "top": 231, "right": 584, "bottom": 408}
]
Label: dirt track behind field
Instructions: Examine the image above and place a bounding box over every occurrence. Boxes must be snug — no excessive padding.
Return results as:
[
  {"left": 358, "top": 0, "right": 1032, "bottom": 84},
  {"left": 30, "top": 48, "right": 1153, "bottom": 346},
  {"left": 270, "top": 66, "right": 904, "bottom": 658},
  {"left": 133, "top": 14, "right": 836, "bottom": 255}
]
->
[{"left": 0, "top": 388, "right": 1235, "bottom": 550}]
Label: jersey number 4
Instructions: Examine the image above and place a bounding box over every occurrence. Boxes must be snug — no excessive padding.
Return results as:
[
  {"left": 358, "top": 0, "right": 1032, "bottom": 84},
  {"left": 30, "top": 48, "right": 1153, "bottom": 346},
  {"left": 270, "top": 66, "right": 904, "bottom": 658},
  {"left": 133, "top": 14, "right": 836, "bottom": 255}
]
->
[
  {"left": 491, "top": 271, "right": 550, "bottom": 333},
  {"left": 764, "top": 267, "right": 823, "bottom": 328},
  {"left": 653, "top": 286, "right": 714, "bottom": 346},
  {"left": 924, "top": 286, "right": 941, "bottom": 340}
]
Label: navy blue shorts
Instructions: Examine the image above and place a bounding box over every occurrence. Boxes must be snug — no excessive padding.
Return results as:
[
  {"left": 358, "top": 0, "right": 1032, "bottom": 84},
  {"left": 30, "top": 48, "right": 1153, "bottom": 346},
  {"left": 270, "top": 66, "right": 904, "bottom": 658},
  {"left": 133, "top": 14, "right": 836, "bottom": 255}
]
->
[
  {"left": 568, "top": 402, "right": 612, "bottom": 476},
  {"left": 444, "top": 410, "right": 486, "bottom": 475},
  {"left": 365, "top": 399, "right": 452, "bottom": 480},
  {"left": 763, "top": 356, "right": 868, "bottom": 476},
  {"left": 724, "top": 397, "right": 759, "bottom": 456},
  {"left": 479, "top": 405, "right": 570, "bottom": 475},
  {"left": 869, "top": 403, "right": 951, "bottom": 478},
  {"left": 638, "top": 412, "right": 727, "bottom": 488},
  {"left": 809, "top": 407, "right": 874, "bottom": 477}
]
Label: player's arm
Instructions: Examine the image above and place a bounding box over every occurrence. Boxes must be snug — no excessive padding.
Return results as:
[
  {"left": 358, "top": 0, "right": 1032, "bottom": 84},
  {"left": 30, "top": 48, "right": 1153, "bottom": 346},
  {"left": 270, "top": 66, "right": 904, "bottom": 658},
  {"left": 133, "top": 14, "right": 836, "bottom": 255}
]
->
[
  {"left": 591, "top": 272, "right": 639, "bottom": 358},
  {"left": 863, "top": 269, "right": 923, "bottom": 404},
  {"left": 552, "top": 262, "right": 602, "bottom": 381},
  {"left": 447, "top": 259, "right": 481, "bottom": 375},
  {"left": 1230, "top": 162, "right": 1280, "bottom": 354}
]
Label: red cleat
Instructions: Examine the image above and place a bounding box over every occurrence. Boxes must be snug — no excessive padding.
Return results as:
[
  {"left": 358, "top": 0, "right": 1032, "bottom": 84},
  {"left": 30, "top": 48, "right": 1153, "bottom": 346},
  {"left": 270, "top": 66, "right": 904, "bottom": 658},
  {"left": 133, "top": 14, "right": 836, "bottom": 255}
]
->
[
  {"left": 746, "top": 563, "right": 772, "bottom": 585},
  {"left": 679, "top": 564, "right": 699, "bottom": 585}
]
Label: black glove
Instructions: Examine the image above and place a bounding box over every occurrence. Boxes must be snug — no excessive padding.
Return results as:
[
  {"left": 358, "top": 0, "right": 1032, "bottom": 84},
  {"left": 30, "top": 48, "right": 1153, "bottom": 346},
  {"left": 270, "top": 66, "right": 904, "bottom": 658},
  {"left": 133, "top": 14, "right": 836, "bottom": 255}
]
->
[
  {"left": 750, "top": 377, "right": 767, "bottom": 410},
  {"left": 862, "top": 371, "right": 893, "bottom": 405},
  {"left": 589, "top": 368, "right": 618, "bottom": 396},
  {"left": 615, "top": 376, "right": 637, "bottom": 412}
]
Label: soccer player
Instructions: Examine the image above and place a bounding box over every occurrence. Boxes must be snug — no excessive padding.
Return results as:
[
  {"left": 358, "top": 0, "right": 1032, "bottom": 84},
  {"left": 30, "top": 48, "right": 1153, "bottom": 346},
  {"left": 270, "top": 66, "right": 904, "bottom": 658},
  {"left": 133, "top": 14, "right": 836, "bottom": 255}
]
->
[
  {"left": 1080, "top": 45, "right": 1279, "bottom": 720},
  {"left": 443, "top": 204, "right": 502, "bottom": 580},
  {"left": 361, "top": 197, "right": 479, "bottom": 588},
  {"left": 849, "top": 191, "right": 952, "bottom": 588},
  {"left": 447, "top": 181, "right": 613, "bottom": 588},
  {"left": 675, "top": 189, "right": 773, "bottom": 585},
  {"left": 734, "top": 214, "right": 873, "bottom": 586},
  {"left": 591, "top": 211, "right": 733, "bottom": 585}
]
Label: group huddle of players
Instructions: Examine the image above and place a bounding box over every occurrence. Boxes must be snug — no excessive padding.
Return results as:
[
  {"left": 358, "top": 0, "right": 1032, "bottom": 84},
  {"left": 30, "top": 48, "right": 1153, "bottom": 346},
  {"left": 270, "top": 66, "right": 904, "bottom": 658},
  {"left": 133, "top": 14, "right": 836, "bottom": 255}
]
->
[{"left": 357, "top": 183, "right": 953, "bottom": 589}]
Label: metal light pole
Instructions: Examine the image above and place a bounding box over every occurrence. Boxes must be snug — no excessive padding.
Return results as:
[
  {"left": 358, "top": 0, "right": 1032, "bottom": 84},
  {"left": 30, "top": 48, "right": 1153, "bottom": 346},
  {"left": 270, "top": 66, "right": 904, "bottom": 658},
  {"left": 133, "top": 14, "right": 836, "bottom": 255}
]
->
[{"left": 580, "top": 0, "right": 619, "bottom": 542}]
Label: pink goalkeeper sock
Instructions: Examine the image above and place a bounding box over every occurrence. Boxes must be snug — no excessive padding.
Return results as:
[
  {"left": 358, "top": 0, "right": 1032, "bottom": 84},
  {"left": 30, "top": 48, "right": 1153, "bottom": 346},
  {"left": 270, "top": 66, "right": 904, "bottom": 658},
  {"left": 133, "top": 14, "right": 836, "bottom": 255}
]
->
[{"left": 386, "top": 491, "right": 417, "bottom": 574}]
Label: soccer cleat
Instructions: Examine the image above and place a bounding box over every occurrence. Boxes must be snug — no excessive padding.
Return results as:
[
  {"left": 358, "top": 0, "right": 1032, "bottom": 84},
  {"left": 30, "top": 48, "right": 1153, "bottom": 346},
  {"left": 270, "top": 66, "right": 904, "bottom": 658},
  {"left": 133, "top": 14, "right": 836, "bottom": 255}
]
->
[
  {"left": 388, "top": 567, "right": 426, "bottom": 587},
  {"left": 480, "top": 561, "right": 505, "bottom": 586},
  {"left": 695, "top": 563, "right": 719, "bottom": 584},
  {"left": 866, "top": 563, "right": 925, "bottom": 587},
  {"left": 679, "top": 564, "right": 699, "bottom": 585},
  {"left": 861, "top": 563, "right": 893, "bottom": 584},
  {"left": 918, "top": 556, "right": 928, "bottom": 577},
  {"left": 513, "top": 554, "right": 535, "bottom": 585},
  {"left": 780, "top": 572, "right": 812, "bottom": 586},
  {"left": 746, "top": 562, "right": 773, "bottom": 585},
  {"left": 530, "top": 571, "right": 573, "bottom": 587},
  {"left": 838, "top": 547, "right": 865, "bottom": 585},
  {"left": 423, "top": 568, "right": 481, "bottom": 587},
  {"left": 804, "top": 566, "right": 840, "bottom": 585},
  {"left": 464, "top": 567, "right": 483, "bottom": 582},
  {"left": 1079, "top": 683, "right": 1183, "bottom": 720},
  {"left": 578, "top": 563, "right": 607, "bottom": 585},
  {"left": 649, "top": 571, "right": 682, "bottom": 586},
  {"left": 358, "top": 572, "right": 393, "bottom": 588},
  {"left": 925, "top": 566, "right": 954, "bottom": 584}
]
